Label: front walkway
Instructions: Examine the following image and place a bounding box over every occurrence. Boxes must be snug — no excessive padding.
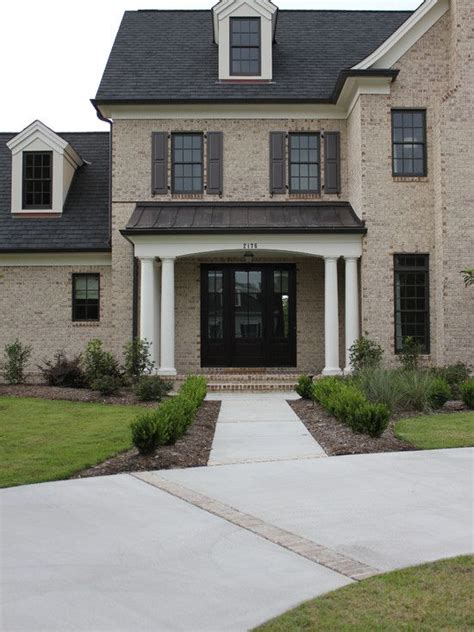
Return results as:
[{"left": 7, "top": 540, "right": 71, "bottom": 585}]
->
[{"left": 206, "top": 392, "right": 326, "bottom": 465}]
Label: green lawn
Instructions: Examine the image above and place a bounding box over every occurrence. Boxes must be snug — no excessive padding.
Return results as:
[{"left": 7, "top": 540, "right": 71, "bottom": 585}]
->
[
  {"left": 395, "top": 411, "right": 474, "bottom": 449},
  {"left": 0, "top": 396, "right": 146, "bottom": 488},
  {"left": 255, "top": 556, "right": 474, "bottom": 631}
]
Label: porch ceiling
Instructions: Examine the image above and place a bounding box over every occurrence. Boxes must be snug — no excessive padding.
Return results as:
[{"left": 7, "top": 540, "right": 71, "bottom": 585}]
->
[{"left": 122, "top": 201, "right": 366, "bottom": 236}]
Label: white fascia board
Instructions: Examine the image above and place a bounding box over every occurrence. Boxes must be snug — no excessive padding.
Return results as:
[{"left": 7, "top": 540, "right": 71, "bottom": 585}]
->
[
  {"left": 213, "top": 0, "right": 276, "bottom": 43},
  {"left": 0, "top": 253, "right": 112, "bottom": 267},
  {"left": 6, "top": 120, "right": 83, "bottom": 167},
  {"left": 129, "top": 233, "right": 363, "bottom": 260},
  {"left": 353, "top": 0, "right": 449, "bottom": 70}
]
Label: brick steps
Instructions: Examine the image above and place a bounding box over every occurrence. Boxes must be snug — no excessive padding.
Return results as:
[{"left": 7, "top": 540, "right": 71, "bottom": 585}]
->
[
  {"left": 176, "top": 370, "right": 301, "bottom": 392},
  {"left": 207, "top": 381, "right": 298, "bottom": 392}
]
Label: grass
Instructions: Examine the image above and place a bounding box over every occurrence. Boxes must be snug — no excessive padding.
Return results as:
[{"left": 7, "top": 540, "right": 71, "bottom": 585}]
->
[
  {"left": 395, "top": 411, "right": 474, "bottom": 449},
  {"left": 0, "top": 396, "right": 146, "bottom": 488},
  {"left": 254, "top": 556, "right": 474, "bottom": 631}
]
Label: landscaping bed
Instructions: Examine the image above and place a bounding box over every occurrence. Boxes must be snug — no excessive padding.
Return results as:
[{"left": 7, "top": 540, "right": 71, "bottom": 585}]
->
[
  {"left": 73, "top": 400, "right": 220, "bottom": 478},
  {"left": 0, "top": 383, "right": 162, "bottom": 407},
  {"left": 290, "top": 399, "right": 414, "bottom": 456}
]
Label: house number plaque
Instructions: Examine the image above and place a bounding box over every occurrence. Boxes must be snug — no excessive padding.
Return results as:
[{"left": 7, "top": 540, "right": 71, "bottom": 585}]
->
[{"left": 243, "top": 243, "right": 258, "bottom": 250}]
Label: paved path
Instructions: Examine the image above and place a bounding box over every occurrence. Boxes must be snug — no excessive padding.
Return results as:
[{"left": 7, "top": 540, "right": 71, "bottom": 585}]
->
[
  {"left": 2, "top": 448, "right": 472, "bottom": 632},
  {"left": 207, "top": 392, "right": 326, "bottom": 465}
]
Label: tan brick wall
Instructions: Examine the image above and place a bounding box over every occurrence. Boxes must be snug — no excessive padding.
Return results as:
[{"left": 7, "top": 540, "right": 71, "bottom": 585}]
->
[{"left": 0, "top": 265, "right": 114, "bottom": 382}]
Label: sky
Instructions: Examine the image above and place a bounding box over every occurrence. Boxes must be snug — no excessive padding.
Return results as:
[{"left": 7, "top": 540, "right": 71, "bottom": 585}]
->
[{"left": 0, "top": 0, "right": 422, "bottom": 132}]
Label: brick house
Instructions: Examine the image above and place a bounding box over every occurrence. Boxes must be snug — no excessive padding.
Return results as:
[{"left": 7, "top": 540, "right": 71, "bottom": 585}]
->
[{"left": 0, "top": 0, "right": 472, "bottom": 382}]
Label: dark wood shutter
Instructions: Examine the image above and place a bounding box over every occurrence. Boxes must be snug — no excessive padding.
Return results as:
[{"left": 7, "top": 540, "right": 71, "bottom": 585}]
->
[
  {"left": 270, "top": 132, "right": 286, "bottom": 194},
  {"left": 207, "top": 132, "right": 223, "bottom": 195},
  {"left": 152, "top": 132, "right": 168, "bottom": 194},
  {"left": 324, "top": 132, "right": 341, "bottom": 194}
]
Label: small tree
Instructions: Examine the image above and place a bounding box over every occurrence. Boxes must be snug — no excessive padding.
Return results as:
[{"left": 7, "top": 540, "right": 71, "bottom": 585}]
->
[
  {"left": 349, "top": 335, "right": 384, "bottom": 372},
  {"left": 123, "top": 338, "right": 155, "bottom": 380},
  {"left": 3, "top": 339, "right": 32, "bottom": 384},
  {"left": 399, "top": 336, "right": 422, "bottom": 371},
  {"left": 461, "top": 269, "right": 474, "bottom": 287},
  {"left": 82, "top": 339, "right": 121, "bottom": 386}
]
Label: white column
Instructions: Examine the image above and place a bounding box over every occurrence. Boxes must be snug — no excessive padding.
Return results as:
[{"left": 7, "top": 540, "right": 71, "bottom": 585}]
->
[
  {"left": 344, "top": 257, "right": 360, "bottom": 374},
  {"left": 153, "top": 261, "right": 161, "bottom": 371},
  {"left": 159, "top": 257, "right": 177, "bottom": 377},
  {"left": 323, "top": 256, "right": 342, "bottom": 376},
  {"left": 140, "top": 257, "right": 158, "bottom": 365}
]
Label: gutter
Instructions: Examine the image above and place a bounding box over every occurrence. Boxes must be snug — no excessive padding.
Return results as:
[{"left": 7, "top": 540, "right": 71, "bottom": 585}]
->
[{"left": 91, "top": 99, "right": 113, "bottom": 250}]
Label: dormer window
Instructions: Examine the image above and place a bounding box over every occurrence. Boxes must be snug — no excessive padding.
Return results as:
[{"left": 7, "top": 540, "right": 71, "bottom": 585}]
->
[
  {"left": 23, "top": 152, "right": 53, "bottom": 209},
  {"left": 230, "top": 18, "right": 261, "bottom": 77}
]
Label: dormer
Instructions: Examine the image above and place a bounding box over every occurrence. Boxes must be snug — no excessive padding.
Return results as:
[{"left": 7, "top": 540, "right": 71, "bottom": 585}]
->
[
  {"left": 212, "top": 0, "right": 278, "bottom": 82},
  {"left": 6, "top": 120, "right": 83, "bottom": 216}
]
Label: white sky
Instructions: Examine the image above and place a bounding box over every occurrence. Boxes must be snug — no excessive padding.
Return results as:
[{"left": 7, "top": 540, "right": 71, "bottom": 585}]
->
[{"left": 0, "top": 0, "right": 422, "bottom": 132}]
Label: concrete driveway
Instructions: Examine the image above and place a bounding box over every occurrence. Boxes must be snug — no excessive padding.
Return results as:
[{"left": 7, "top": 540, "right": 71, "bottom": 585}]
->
[{"left": 2, "top": 448, "right": 473, "bottom": 632}]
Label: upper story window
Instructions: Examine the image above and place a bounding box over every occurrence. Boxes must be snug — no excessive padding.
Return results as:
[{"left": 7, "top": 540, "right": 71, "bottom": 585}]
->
[
  {"left": 230, "top": 17, "right": 261, "bottom": 76},
  {"left": 23, "top": 151, "right": 53, "bottom": 209},
  {"left": 171, "top": 133, "right": 203, "bottom": 194},
  {"left": 394, "top": 254, "right": 430, "bottom": 353},
  {"left": 289, "top": 134, "right": 320, "bottom": 193},
  {"left": 72, "top": 273, "right": 100, "bottom": 322},
  {"left": 392, "top": 110, "right": 427, "bottom": 177}
]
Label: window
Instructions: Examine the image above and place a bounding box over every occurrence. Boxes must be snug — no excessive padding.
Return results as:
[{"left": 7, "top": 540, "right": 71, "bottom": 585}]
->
[
  {"left": 23, "top": 151, "right": 53, "bottom": 209},
  {"left": 289, "top": 134, "right": 320, "bottom": 193},
  {"left": 394, "top": 255, "right": 430, "bottom": 353},
  {"left": 72, "top": 274, "right": 100, "bottom": 322},
  {"left": 172, "top": 134, "right": 203, "bottom": 193},
  {"left": 230, "top": 17, "right": 261, "bottom": 76},
  {"left": 392, "top": 110, "right": 427, "bottom": 176}
]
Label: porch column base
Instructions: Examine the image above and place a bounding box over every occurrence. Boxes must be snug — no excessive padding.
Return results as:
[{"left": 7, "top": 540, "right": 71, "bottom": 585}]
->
[
  {"left": 158, "top": 368, "right": 177, "bottom": 378},
  {"left": 322, "top": 367, "right": 343, "bottom": 377}
]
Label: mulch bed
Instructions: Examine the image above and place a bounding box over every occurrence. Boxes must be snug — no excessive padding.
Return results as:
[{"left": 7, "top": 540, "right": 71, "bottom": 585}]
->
[
  {"left": 0, "top": 384, "right": 159, "bottom": 407},
  {"left": 72, "top": 401, "right": 221, "bottom": 478},
  {"left": 290, "top": 399, "right": 415, "bottom": 456}
]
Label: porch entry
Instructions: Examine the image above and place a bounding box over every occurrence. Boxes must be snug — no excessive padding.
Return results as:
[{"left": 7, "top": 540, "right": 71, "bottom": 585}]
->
[{"left": 201, "top": 264, "right": 296, "bottom": 368}]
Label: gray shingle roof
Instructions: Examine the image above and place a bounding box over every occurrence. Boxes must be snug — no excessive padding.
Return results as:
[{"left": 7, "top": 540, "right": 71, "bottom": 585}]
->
[
  {"left": 0, "top": 132, "right": 110, "bottom": 252},
  {"left": 95, "top": 9, "right": 411, "bottom": 103},
  {"left": 123, "top": 201, "right": 366, "bottom": 234}
]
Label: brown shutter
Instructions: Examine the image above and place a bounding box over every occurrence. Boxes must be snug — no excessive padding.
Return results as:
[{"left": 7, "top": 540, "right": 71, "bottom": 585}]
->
[
  {"left": 152, "top": 132, "right": 168, "bottom": 194},
  {"left": 207, "top": 132, "right": 223, "bottom": 195},
  {"left": 270, "top": 132, "right": 286, "bottom": 194},
  {"left": 324, "top": 132, "right": 341, "bottom": 194}
]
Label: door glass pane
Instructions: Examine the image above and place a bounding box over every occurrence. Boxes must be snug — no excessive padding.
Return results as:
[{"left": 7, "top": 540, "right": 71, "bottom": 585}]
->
[
  {"left": 208, "top": 271, "right": 223, "bottom": 340},
  {"left": 234, "top": 270, "right": 262, "bottom": 339},
  {"left": 272, "top": 270, "right": 289, "bottom": 338}
]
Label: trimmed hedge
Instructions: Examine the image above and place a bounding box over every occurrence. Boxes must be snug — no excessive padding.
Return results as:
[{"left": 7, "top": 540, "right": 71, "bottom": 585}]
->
[
  {"left": 131, "top": 376, "right": 207, "bottom": 455},
  {"left": 460, "top": 379, "right": 474, "bottom": 409},
  {"left": 313, "top": 377, "right": 390, "bottom": 438},
  {"left": 296, "top": 375, "right": 314, "bottom": 400}
]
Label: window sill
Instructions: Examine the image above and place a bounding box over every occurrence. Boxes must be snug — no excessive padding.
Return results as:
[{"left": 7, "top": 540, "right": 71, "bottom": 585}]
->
[
  {"left": 12, "top": 211, "right": 62, "bottom": 218},
  {"left": 289, "top": 193, "right": 322, "bottom": 200},
  {"left": 72, "top": 322, "right": 101, "bottom": 328},
  {"left": 392, "top": 176, "right": 428, "bottom": 183},
  {"left": 171, "top": 193, "right": 204, "bottom": 200}
]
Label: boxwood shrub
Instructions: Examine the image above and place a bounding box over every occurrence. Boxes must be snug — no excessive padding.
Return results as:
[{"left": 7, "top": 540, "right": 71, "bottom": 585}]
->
[
  {"left": 296, "top": 375, "right": 314, "bottom": 400},
  {"left": 460, "top": 379, "right": 474, "bottom": 409},
  {"left": 313, "top": 377, "right": 390, "bottom": 438},
  {"left": 131, "top": 375, "right": 207, "bottom": 455}
]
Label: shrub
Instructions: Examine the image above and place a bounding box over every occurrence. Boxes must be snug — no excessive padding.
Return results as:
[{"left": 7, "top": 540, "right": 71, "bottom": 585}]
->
[
  {"left": 296, "top": 375, "right": 314, "bottom": 399},
  {"left": 82, "top": 339, "right": 121, "bottom": 386},
  {"left": 131, "top": 375, "right": 207, "bottom": 455},
  {"left": 39, "top": 353, "right": 86, "bottom": 388},
  {"left": 399, "top": 336, "right": 422, "bottom": 371},
  {"left": 91, "top": 375, "right": 122, "bottom": 396},
  {"left": 349, "top": 402, "right": 390, "bottom": 438},
  {"left": 123, "top": 338, "right": 155, "bottom": 380},
  {"left": 133, "top": 376, "right": 172, "bottom": 402},
  {"left": 313, "top": 376, "right": 389, "bottom": 437},
  {"left": 432, "top": 363, "right": 470, "bottom": 399},
  {"left": 353, "top": 368, "right": 405, "bottom": 414},
  {"left": 349, "top": 336, "right": 383, "bottom": 373},
  {"left": 428, "top": 377, "right": 452, "bottom": 409},
  {"left": 460, "top": 379, "right": 474, "bottom": 409},
  {"left": 2, "top": 339, "right": 32, "bottom": 385}
]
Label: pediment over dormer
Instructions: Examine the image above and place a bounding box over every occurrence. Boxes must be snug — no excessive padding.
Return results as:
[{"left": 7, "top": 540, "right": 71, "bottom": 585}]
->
[
  {"left": 6, "top": 120, "right": 83, "bottom": 215},
  {"left": 212, "top": 0, "right": 278, "bottom": 81}
]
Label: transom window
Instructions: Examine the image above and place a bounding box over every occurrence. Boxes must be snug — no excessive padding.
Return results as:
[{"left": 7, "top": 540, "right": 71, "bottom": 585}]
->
[
  {"left": 289, "top": 134, "right": 320, "bottom": 193},
  {"left": 72, "top": 274, "right": 100, "bottom": 322},
  {"left": 23, "top": 151, "right": 53, "bottom": 209},
  {"left": 392, "top": 110, "right": 427, "bottom": 177},
  {"left": 172, "top": 134, "right": 203, "bottom": 193},
  {"left": 394, "top": 255, "right": 430, "bottom": 353},
  {"left": 230, "top": 17, "right": 261, "bottom": 76}
]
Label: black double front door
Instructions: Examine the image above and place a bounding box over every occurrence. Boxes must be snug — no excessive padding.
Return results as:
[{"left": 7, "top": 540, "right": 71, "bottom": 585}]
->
[{"left": 201, "top": 264, "right": 296, "bottom": 368}]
